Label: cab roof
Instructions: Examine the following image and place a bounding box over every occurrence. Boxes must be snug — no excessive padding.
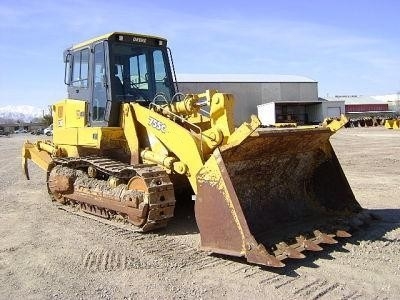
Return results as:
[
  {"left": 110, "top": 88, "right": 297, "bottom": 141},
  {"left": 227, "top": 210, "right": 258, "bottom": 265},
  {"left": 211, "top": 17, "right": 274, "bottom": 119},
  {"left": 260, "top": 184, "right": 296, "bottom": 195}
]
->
[{"left": 70, "top": 32, "right": 168, "bottom": 50}]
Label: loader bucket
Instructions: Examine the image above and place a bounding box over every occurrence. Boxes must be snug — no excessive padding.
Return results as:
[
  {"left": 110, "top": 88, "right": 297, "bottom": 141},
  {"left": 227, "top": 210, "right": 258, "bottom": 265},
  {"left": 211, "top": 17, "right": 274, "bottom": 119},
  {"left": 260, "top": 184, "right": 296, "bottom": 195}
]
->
[{"left": 195, "top": 127, "right": 365, "bottom": 267}]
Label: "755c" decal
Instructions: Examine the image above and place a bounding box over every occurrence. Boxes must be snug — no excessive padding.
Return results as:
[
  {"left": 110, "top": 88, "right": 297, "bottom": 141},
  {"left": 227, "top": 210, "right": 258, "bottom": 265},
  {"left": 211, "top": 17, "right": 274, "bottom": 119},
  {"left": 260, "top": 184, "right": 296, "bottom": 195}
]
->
[{"left": 148, "top": 116, "right": 166, "bottom": 133}]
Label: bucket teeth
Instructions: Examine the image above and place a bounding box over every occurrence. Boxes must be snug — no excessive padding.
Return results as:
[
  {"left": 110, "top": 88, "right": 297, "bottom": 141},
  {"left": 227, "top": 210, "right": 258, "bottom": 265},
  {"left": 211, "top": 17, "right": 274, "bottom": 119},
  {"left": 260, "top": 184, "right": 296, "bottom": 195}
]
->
[
  {"left": 270, "top": 227, "right": 353, "bottom": 264},
  {"left": 275, "top": 242, "right": 306, "bottom": 259},
  {"left": 305, "top": 240, "right": 323, "bottom": 251},
  {"left": 296, "top": 236, "right": 323, "bottom": 251},
  {"left": 247, "top": 244, "right": 285, "bottom": 267},
  {"left": 314, "top": 230, "right": 338, "bottom": 244},
  {"left": 284, "top": 248, "right": 306, "bottom": 259},
  {"left": 336, "top": 229, "right": 352, "bottom": 238},
  {"left": 266, "top": 255, "right": 286, "bottom": 268}
]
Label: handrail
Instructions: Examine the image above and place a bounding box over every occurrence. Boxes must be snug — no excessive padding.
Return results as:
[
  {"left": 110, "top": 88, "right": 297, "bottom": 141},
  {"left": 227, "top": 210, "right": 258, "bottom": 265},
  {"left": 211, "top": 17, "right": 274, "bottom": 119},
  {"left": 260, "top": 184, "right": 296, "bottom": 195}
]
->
[
  {"left": 151, "top": 93, "right": 169, "bottom": 105},
  {"left": 167, "top": 47, "right": 179, "bottom": 94}
]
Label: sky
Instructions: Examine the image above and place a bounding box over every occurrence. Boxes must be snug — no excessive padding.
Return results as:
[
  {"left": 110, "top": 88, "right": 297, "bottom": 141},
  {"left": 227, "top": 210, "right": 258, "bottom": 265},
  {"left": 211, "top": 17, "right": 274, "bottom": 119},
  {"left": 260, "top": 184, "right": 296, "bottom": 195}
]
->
[{"left": 0, "top": 0, "right": 399, "bottom": 108}]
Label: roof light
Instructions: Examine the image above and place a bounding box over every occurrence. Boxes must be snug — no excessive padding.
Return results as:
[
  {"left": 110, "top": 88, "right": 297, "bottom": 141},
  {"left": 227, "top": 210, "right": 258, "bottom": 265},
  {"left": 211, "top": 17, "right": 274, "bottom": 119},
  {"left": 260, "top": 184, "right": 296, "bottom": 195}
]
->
[{"left": 118, "top": 35, "right": 124, "bottom": 41}]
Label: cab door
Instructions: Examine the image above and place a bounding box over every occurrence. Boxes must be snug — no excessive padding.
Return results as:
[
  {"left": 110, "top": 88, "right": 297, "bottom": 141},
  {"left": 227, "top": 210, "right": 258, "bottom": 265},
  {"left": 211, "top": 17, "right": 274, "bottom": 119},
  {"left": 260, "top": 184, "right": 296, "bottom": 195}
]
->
[
  {"left": 91, "top": 42, "right": 110, "bottom": 124},
  {"left": 67, "top": 48, "right": 91, "bottom": 102}
]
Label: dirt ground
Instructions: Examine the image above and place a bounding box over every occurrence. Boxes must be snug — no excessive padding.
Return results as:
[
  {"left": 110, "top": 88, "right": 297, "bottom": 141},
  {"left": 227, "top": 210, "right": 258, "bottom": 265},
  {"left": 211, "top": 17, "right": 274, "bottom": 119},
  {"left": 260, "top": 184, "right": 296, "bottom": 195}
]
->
[{"left": 0, "top": 127, "right": 399, "bottom": 299}]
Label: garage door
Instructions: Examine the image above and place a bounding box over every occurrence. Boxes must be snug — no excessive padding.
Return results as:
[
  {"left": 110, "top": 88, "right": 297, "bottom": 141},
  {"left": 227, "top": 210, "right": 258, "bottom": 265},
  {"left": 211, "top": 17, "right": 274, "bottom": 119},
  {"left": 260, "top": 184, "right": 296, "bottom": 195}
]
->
[{"left": 327, "top": 107, "right": 341, "bottom": 118}]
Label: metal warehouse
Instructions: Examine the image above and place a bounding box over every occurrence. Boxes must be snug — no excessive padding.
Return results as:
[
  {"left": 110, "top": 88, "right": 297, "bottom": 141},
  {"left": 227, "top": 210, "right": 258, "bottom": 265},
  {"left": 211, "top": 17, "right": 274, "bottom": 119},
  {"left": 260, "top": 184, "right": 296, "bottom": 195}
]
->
[
  {"left": 177, "top": 74, "right": 343, "bottom": 125},
  {"left": 330, "top": 95, "right": 389, "bottom": 113}
]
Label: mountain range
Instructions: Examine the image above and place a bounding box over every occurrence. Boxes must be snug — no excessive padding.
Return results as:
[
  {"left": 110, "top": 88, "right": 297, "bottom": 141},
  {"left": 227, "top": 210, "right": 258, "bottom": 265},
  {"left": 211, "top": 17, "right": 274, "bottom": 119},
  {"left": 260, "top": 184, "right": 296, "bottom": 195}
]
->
[{"left": 0, "top": 105, "right": 46, "bottom": 123}]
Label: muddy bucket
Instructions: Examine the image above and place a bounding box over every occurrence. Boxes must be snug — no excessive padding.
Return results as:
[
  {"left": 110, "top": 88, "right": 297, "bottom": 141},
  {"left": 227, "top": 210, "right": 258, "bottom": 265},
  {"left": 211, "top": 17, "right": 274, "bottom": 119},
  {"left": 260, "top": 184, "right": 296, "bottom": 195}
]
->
[{"left": 195, "top": 127, "right": 364, "bottom": 267}]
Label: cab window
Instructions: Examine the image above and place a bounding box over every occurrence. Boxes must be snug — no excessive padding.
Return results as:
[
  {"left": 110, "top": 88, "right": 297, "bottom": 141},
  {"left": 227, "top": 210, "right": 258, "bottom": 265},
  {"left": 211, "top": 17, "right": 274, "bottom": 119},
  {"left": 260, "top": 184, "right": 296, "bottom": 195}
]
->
[
  {"left": 71, "top": 48, "right": 89, "bottom": 88},
  {"left": 129, "top": 54, "right": 148, "bottom": 90},
  {"left": 153, "top": 50, "right": 172, "bottom": 99}
]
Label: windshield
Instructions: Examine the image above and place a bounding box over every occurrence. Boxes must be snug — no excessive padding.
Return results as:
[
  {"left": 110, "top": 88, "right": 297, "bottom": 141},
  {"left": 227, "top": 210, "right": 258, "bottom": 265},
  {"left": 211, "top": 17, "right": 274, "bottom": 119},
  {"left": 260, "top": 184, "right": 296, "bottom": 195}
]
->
[{"left": 110, "top": 43, "right": 174, "bottom": 103}]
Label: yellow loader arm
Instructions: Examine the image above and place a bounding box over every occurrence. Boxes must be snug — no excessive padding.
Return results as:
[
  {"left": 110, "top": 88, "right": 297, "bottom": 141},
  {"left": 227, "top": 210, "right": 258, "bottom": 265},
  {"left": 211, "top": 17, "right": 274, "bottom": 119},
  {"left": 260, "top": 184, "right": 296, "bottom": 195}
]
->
[{"left": 124, "top": 90, "right": 261, "bottom": 192}]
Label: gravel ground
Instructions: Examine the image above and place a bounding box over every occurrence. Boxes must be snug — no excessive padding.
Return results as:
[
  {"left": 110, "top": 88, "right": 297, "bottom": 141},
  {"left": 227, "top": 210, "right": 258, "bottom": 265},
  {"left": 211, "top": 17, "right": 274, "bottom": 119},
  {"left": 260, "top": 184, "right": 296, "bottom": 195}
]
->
[{"left": 0, "top": 127, "right": 399, "bottom": 299}]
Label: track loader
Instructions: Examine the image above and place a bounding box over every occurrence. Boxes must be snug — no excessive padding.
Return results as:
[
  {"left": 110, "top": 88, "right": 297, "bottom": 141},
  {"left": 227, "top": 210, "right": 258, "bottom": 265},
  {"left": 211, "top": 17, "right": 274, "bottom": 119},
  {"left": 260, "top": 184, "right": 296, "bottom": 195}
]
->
[{"left": 23, "top": 32, "right": 371, "bottom": 267}]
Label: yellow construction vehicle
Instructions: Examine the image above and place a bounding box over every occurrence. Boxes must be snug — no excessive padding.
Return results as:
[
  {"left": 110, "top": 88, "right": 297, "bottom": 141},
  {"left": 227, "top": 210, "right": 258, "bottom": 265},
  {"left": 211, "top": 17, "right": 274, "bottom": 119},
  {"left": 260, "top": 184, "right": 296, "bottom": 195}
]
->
[
  {"left": 385, "top": 119, "right": 400, "bottom": 129},
  {"left": 22, "top": 32, "right": 370, "bottom": 267}
]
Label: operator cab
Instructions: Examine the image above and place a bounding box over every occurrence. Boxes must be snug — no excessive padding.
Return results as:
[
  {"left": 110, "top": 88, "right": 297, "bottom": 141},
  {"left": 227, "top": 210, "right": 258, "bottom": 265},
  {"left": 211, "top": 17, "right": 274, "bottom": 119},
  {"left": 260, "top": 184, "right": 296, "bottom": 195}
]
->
[{"left": 63, "top": 32, "right": 176, "bottom": 126}]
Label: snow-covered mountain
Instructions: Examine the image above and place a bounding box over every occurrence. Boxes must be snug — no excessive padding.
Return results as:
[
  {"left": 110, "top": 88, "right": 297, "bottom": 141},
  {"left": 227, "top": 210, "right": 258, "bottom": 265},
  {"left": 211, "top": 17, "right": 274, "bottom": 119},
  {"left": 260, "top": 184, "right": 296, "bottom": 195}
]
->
[
  {"left": 0, "top": 105, "right": 45, "bottom": 123},
  {"left": 371, "top": 93, "right": 400, "bottom": 102}
]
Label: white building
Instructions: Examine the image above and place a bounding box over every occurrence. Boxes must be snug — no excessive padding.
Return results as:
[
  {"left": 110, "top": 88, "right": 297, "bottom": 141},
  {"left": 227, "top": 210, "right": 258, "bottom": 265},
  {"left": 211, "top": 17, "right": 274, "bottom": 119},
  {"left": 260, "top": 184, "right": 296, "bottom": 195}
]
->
[{"left": 372, "top": 93, "right": 400, "bottom": 113}]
